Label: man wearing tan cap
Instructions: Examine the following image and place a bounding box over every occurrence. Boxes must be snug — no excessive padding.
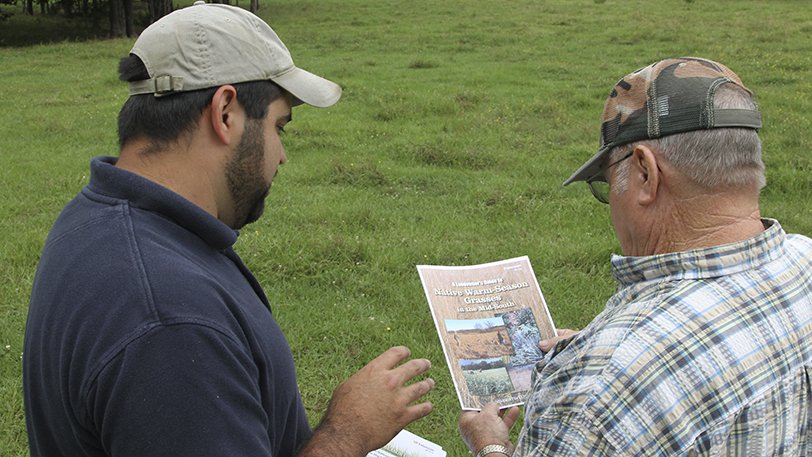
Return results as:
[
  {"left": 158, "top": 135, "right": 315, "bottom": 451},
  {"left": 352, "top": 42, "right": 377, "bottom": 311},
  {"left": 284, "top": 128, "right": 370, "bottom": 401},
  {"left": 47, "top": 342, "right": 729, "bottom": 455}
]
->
[
  {"left": 23, "top": 3, "right": 433, "bottom": 456},
  {"left": 459, "top": 57, "right": 812, "bottom": 456}
]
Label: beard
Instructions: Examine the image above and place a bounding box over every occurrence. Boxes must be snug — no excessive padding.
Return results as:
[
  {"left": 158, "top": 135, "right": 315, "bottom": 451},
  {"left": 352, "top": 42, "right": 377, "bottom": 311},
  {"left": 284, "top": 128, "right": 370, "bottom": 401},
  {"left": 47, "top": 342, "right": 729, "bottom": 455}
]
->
[{"left": 225, "top": 119, "right": 271, "bottom": 230}]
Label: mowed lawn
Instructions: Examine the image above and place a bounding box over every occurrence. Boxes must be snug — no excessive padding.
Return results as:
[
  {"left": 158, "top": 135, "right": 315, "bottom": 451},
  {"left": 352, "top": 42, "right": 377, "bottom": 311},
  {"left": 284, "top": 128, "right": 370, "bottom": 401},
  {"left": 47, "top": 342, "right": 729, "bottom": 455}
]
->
[{"left": 1, "top": 1, "right": 810, "bottom": 455}]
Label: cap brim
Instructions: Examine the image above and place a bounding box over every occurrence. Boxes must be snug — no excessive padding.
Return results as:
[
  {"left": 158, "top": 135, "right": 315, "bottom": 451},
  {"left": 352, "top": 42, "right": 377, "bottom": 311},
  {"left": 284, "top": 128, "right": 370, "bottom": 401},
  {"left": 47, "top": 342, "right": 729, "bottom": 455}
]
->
[
  {"left": 272, "top": 67, "right": 342, "bottom": 108},
  {"left": 562, "top": 146, "right": 611, "bottom": 186}
]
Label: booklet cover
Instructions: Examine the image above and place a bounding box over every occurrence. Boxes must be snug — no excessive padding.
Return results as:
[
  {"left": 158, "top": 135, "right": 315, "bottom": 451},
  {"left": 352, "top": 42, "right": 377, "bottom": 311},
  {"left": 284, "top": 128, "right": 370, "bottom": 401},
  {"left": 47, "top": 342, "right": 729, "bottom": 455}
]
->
[
  {"left": 417, "top": 256, "right": 556, "bottom": 410},
  {"left": 367, "top": 429, "right": 446, "bottom": 457}
]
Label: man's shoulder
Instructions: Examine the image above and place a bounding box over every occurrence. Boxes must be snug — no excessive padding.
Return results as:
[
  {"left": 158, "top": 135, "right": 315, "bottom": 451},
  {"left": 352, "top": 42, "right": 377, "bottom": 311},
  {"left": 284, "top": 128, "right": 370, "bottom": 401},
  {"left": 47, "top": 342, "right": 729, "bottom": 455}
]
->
[
  {"left": 785, "top": 231, "right": 812, "bottom": 256},
  {"left": 42, "top": 188, "right": 125, "bottom": 247},
  {"left": 574, "top": 282, "right": 810, "bottom": 450},
  {"left": 43, "top": 183, "right": 221, "bottom": 273},
  {"left": 31, "top": 187, "right": 249, "bottom": 341}
]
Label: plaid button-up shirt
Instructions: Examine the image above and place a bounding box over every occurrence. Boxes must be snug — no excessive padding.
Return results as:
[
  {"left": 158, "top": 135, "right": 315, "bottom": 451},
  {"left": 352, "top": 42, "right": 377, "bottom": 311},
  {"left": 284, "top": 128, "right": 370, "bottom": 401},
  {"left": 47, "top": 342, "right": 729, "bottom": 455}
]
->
[{"left": 514, "top": 219, "right": 812, "bottom": 456}]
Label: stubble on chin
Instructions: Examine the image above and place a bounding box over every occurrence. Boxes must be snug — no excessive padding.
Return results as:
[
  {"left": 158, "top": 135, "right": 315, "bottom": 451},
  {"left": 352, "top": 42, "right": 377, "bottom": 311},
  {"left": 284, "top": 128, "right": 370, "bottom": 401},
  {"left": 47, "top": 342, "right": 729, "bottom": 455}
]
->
[{"left": 225, "top": 120, "right": 269, "bottom": 230}]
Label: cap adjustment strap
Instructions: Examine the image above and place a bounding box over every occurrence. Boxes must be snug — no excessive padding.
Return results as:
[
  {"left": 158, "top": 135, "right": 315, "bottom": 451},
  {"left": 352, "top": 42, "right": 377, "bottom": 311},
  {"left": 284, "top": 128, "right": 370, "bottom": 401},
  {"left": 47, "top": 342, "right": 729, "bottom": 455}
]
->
[
  {"left": 128, "top": 75, "right": 185, "bottom": 96},
  {"left": 153, "top": 75, "right": 184, "bottom": 94}
]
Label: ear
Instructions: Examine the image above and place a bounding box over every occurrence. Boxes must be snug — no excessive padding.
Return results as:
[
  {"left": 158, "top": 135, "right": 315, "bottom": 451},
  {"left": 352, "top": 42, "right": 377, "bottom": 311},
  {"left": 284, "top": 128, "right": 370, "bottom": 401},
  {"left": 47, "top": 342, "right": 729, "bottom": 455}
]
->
[
  {"left": 630, "top": 144, "right": 660, "bottom": 206},
  {"left": 209, "top": 85, "right": 241, "bottom": 146}
]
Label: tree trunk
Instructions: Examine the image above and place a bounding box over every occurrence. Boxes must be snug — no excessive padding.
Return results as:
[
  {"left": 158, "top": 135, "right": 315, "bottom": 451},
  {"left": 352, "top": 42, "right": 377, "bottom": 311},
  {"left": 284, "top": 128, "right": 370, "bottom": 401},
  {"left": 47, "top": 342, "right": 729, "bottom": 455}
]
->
[
  {"left": 250, "top": 0, "right": 258, "bottom": 13},
  {"left": 90, "top": 0, "right": 102, "bottom": 29},
  {"left": 109, "top": 0, "right": 125, "bottom": 37},
  {"left": 25, "top": 0, "right": 33, "bottom": 15},
  {"left": 124, "top": 0, "right": 133, "bottom": 37},
  {"left": 61, "top": 0, "right": 74, "bottom": 17},
  {"left": 149, "top": 0, "right": 173, "bottom": 24}
]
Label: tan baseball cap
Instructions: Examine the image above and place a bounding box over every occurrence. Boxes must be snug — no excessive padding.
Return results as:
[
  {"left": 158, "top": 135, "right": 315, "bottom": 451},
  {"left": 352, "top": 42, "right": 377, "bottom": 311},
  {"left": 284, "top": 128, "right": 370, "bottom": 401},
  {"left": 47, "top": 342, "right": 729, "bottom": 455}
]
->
[{"left": 127, "top": 1, "right": 341, "bottom": 108}]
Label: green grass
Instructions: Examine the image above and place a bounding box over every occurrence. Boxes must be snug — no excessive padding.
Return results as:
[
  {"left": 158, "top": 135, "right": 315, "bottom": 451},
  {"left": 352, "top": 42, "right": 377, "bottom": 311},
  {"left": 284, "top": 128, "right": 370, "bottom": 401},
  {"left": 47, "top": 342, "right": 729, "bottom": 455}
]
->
[{"left": 2, "top": 1, "right": 811, "bottom": 455}]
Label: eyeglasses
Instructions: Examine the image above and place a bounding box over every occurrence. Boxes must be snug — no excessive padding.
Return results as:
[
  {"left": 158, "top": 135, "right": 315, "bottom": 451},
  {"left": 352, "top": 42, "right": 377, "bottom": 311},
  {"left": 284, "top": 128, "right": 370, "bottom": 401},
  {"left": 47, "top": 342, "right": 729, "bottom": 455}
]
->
[{"left": 585, "top": 152, "right": 633, "bottom": 204}]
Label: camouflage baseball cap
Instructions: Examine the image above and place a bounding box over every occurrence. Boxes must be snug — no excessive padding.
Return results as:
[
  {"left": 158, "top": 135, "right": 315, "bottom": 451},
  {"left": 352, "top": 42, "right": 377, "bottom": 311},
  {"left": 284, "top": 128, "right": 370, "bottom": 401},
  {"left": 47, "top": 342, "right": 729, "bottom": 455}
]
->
[
  {"left": 127, "top": 2, "right": 341, "bottom": 108},
  {"left": 563, "top": 57, "right": 762, "bottom": 185}
]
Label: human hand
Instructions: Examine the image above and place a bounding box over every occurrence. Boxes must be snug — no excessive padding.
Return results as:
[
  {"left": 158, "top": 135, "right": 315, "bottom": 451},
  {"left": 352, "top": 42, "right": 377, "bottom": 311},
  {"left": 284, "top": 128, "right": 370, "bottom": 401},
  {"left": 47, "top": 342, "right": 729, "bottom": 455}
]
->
[
  {"left": 299, "top": 346, "right": 434, "bottom": 457},
  {"left": 538, "top": 328, "right": 579, "bottom": 353},
  {"left": 459, "top": 403, "right": 520, "bottom": 455}
]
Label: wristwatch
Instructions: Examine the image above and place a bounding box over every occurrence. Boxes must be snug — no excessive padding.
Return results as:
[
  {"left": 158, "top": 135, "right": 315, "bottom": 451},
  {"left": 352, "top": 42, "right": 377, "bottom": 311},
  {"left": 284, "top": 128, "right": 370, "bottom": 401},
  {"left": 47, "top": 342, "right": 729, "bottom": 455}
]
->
[{"left": 476, "top": 444, "right": 510, "bottom": 457}]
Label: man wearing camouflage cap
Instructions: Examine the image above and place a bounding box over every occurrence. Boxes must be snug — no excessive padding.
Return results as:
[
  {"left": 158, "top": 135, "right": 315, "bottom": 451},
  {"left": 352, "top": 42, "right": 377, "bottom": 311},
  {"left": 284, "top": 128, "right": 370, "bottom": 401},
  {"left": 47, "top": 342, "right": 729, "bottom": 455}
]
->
[
  {"left": 24, "top": 3, "right": 434, "bottom": 456},
  {"left": 459, "top": 57, "right": 812, "bottom": 456}
]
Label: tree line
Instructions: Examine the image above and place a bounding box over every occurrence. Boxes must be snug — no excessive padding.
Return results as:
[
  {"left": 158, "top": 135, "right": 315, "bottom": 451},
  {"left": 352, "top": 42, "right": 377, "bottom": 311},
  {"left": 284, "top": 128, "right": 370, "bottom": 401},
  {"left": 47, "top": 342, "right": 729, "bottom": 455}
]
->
[{"left": 1, "top": 0, "right": 259, "bottom": 37}]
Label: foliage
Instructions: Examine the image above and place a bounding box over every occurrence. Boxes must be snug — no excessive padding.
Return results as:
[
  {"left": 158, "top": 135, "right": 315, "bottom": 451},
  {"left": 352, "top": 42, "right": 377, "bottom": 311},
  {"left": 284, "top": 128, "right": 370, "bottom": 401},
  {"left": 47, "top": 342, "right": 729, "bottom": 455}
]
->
[
  {"left": 0, "top": 7, "right": 105, "bottom": 45},
  {"left": 503, "top": 308, "right": 544, "bottom": 366},
  {"left": 462, "top": 368, "right": 514, "bottom": 397},
  {"left": 1, "top": 1, "right": 811, "bottom": 456},
  {"left": 0, "top": 0, "right": 186, "bottom": 41}
]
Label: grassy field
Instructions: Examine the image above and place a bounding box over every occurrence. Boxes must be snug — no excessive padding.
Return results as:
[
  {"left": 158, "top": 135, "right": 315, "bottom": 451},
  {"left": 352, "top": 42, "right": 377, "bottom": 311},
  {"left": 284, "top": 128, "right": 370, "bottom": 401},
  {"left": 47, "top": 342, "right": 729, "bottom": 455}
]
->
[{"left": 1, "top": 0, "right": 811, "bottom": 455}]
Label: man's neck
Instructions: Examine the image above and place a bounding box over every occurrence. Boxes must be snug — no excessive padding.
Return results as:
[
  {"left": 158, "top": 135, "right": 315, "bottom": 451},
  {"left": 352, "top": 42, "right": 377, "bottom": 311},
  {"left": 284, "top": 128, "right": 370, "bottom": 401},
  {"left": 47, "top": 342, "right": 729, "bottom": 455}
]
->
[
  {"left": 639, "top": 190, "right": 764, "bottom": 256},
  {"left": 116, "top": 139, "right": 225, "bottom": 221}
]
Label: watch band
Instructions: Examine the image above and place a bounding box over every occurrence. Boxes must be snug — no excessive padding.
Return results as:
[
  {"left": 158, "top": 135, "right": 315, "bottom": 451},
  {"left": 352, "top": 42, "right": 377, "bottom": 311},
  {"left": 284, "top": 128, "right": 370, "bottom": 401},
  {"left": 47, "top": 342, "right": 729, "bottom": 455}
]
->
[{"left": 476, "top": 444, "right": 510, "bottom": 457}]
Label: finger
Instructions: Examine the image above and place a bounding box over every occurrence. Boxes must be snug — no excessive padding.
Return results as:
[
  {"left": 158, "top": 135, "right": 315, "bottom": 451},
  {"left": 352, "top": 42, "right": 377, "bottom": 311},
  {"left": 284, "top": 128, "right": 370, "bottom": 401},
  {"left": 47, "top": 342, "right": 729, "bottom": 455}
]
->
[
  {"left": 538, "top": 338, "right": 557, "bottom": 352},
  {"left": 400, "top": 401, "right": 433, "bottom": 425},
  {"left": 539, "top": 328, "right": 579, "bottom": 352},
  {"left": 391, "top": 357, "right": 431, "bottom": 385},
  {"left": 366, "top": 346, "right": 411, "bottom": 370},
  {"left": 502, "top": 406, "right": 521, "bottom": 429},
  {"left": 402, "top": 378, "right": 435, "bottom": 403},
  {"left": 480, "top": 402, "right": 501, "bottom": 416}
]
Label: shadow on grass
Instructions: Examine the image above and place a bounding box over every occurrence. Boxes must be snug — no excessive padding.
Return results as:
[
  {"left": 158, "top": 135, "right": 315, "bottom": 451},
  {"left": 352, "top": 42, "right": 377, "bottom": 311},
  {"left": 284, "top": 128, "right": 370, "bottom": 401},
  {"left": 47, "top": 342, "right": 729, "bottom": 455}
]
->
[{"left": 0, "top": 6, "right": 114, "bottom": 47}]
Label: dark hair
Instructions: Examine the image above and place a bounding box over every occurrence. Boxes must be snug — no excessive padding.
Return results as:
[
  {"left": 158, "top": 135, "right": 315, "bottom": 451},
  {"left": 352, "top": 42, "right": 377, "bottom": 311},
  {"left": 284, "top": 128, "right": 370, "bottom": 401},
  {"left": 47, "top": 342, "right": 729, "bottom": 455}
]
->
[{"left": 117, "top": 54, "right": 284, "bottom": 150}]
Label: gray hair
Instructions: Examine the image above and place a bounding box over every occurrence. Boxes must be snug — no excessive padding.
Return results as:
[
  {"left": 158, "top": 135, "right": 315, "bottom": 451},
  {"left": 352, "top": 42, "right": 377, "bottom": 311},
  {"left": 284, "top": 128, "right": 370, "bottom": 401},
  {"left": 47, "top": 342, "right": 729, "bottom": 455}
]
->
[{"left": 610, "top": 83, "right": 765, "bottom": 194}]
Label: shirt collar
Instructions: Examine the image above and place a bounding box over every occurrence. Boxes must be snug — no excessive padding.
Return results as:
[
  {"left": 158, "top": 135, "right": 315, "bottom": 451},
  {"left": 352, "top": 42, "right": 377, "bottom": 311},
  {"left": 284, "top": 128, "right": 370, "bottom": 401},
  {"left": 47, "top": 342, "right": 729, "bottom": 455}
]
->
[
  {"left": 610, "top": 219, "right": 785, "bottom": 287},
  {"left": 85, "top": 156, "right": 238, "bottom": 250}
]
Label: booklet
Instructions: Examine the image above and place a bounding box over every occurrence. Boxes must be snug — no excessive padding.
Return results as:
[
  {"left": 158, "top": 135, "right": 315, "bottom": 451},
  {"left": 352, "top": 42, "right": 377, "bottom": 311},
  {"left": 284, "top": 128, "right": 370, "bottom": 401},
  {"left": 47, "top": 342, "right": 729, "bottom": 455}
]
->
[
  {"left": 417, "top": 256, "right": 556, "bottom": 410},
  {"left": 367, "top": 429, "right": 446, "bottom": 457}
]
